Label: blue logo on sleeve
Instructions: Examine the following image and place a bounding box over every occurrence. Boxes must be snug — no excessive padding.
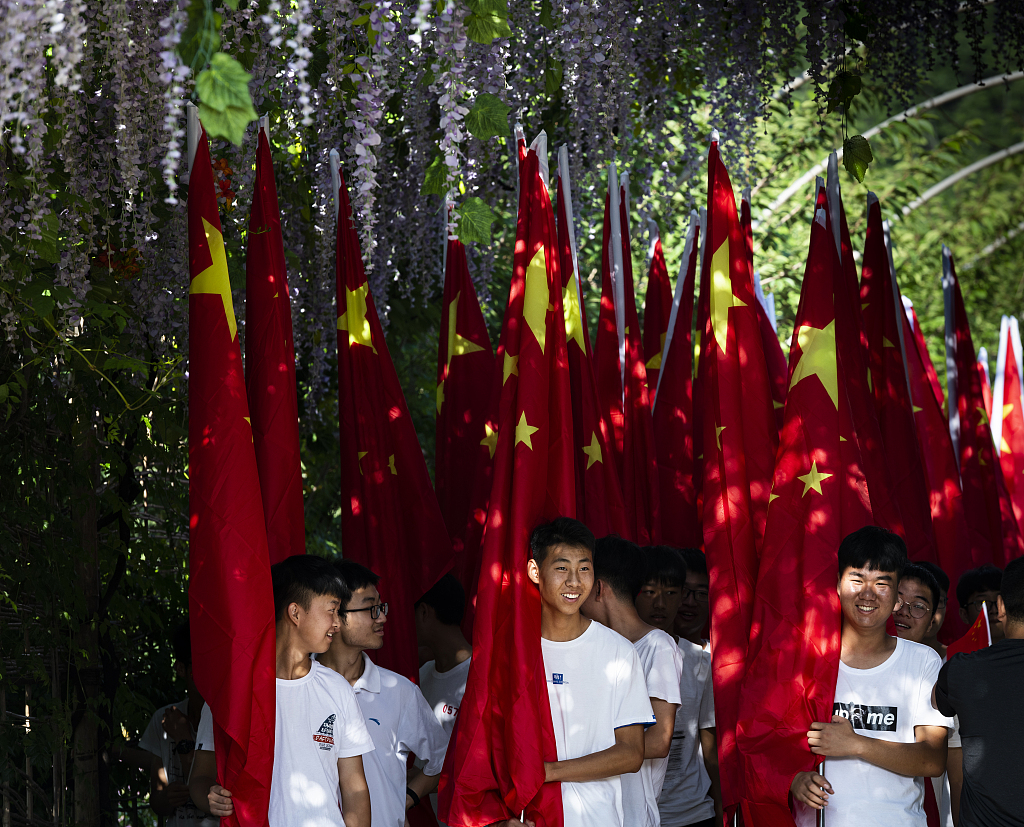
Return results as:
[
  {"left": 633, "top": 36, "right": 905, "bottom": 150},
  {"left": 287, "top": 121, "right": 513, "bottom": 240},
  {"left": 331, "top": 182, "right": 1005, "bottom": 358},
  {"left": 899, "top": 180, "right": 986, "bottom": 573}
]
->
[
  {"left": 552, "top": 673, "right": 563, "bottom": 685},
  {"left": 369, "top": 717, "right": 381, "bottom": 726}
]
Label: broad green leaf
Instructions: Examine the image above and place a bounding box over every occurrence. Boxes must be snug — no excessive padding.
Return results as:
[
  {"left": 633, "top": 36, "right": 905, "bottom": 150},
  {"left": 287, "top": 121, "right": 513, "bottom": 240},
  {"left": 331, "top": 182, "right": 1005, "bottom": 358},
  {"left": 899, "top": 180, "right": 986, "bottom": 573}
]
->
[
  {"left": 467, "top": 0, "right": 508, "bottom": 13},
  {"left": 544, "top": 57, "right": 563, "bottom": 96},
  {"left": 196, "top": 53, "right": 255, "bottom": 112},
  {"left": 421, "top": 154, "right": 449, "bottom": 196},
  {"left": 843, "top": 135, "right": 873, "bottom": 183},
  {"left": 222, "top": 0, "right": 238, "bottom": 9},
  {"left": 199, "top": 102, "right": 258, "bottom": 146},
  {"left": 465, "top": 11, "right": 511, "bottom": 44},
  {"left": 539, "top": 0, "right": 556, "bottom": 28},
  {"left": 178, "top": 4, "right": 222, "bottom": 69},
  {"left": 103, "top": 355, "right": 149, "bottom": 373},
  {"left": 27, "top": 212, "right": 60, "bottom": 264},
  {"left": 826, "top": 71, "right": 862, "bottom": 115},
  {"left": 0, "top": 385, "right": 8, "bottom": 404},
  {"left": 455, "top": 197, "right": 496, "bottom": 245},
  {"left": 465, "top": 93, "right": 511, "bottom": 141}
]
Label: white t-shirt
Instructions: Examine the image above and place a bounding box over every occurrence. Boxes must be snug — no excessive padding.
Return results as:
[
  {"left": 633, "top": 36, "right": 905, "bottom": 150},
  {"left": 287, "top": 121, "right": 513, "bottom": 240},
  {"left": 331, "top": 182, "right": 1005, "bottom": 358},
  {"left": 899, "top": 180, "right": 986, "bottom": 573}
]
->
[
  {"left": 621, "top": 630, "right": 684, "bottom": 827},
  {"left": 542, "top": 619, "right": 656, "bottom": 827},
  {"left": 350, "top": 653, "right": 447, "bottom": 827},
  {"left": 418, "top": 656, "right": 472, "bottom": 826},
  {"left": 196, "top": 660, "right": 374, "bottom": 827},
  {"left": 823, "top": 638, "right": 953, "bottom": 827},
  {"left": 139, "top": 699, "right": 208, "bottom": 827},
  {"left": 657, "top": 639, "right": 716, "bottom": 827}
]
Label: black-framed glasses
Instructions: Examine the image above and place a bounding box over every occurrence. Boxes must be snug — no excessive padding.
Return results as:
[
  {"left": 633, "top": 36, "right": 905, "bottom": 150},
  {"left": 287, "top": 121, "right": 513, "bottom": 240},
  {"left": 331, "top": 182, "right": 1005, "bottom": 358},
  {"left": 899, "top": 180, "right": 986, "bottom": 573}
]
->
[
  {"left": 899, "top": 601, "right": 933, "bottom": 619},
  {"left": 965, "top": 598, "right": 997, "bottom": 613},
  {"left": 343, "top": 602, "right": 389, "bottom": 620},
  {"left": 683, "top": 588, "right": 709, "bottom": 603}
]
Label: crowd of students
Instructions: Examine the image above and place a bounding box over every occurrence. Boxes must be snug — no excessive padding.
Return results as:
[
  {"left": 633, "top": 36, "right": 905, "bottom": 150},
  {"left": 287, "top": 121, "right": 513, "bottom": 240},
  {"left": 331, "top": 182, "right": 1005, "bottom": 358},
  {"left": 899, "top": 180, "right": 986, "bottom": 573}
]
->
[{"left": 136, "top": 521, "right": 1024, "bottom": 827}]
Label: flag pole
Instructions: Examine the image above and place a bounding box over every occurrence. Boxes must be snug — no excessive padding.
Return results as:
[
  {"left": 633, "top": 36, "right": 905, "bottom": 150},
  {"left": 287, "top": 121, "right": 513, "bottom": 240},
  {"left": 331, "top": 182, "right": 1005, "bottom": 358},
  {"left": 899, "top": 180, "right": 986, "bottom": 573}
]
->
[
  {"left": 184, "top": 101, "right": 199, "bottom": 185},
  {"left": 329, "top": 148, "right": 342, "bottom": 223},
  {"left": 655, "top": 210, "right": 698, "bottom": 407},
  {"left": 608, "top": 162, "right": 627, "bottom": 399},
  {"left": 258, "top": 113, "right": 270, "bottom": 137},
  {"left": 529, "top": 130, "right": 549, "bottom": 193},
  {"left": 620, "top": 170, "right": 631, "bottom": 236},
  {"left": 877, "top": 198, "right": 914, "bottom": 403},
  {"left": 992, "top": 316, "right": 1011, "bottom": 455},
  {"left": 942, "top": 244, "right": 962, "bottom": 468},
  {"left": 825, "top": 152, "right": 842, "bottom": 260},
  {"left": 557, "top": 145, "right": 584, "bottom": 311}
]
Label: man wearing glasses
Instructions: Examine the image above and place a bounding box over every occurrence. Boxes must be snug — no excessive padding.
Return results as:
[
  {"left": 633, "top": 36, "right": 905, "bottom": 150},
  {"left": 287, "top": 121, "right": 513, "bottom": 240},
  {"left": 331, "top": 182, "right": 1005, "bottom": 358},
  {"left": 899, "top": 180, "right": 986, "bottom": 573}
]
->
[
  {"left": 955, "top": 565, "right": 1004, "bottom": 643},
  {"left": 673, "top": 549, "right": 711, "bottom": 650},
  {"left": 319, "top": 559, "right": 447, "bottom": 827}
]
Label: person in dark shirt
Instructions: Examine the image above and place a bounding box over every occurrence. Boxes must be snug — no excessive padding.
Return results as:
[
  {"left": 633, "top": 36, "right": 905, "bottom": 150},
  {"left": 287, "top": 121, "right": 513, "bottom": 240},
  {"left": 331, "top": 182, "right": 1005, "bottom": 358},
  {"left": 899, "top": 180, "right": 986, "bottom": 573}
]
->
[{"left": 934, "top": 555, "right": 1024, "bottom": 826}]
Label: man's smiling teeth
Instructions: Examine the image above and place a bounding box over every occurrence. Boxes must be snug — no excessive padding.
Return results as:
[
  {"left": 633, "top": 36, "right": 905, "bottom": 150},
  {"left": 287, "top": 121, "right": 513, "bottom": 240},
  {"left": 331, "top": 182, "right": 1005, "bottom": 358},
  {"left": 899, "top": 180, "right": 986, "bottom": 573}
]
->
[
  {"left": 562, "top": 593, "right": 580, "bottom": 599},
  {"left": 856, "top": 604, "right": 877, "bottom": 612}
]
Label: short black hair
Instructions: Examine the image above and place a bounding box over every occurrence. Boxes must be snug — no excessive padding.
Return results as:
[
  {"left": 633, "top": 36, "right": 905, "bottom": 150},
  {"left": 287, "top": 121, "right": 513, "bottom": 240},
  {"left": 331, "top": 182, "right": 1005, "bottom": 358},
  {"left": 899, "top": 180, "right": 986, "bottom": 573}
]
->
[
  {"left": 334, "top": 559, "right": 381, "bottom": 609},
  {"left": 915, "top": 561, "right": 949, "bottom": 596},
  {"left": 272, "top": 555, "right": 349, "bottom": 622},
  {"left": 642, "top": 546, "right": 687, "bottom": 589},
  {"left": 172, "top": 621, "right": 191, "bottom": 665},
  {"left": 837, "top": 526, "right": 908, "bottom": 580},
  {"left": 529, "top": 517, "right": 595, "bottom": 565},
  {"left": 415, "top": 573, "right": 466, "bottom": 627},
  {"left": 900, "top": 563, "right": 941, "bottom": 612},
  {"left": 680, "top": 548, "right": 707, "bottom": 580},
  {"left": 956, "top": 564, "right": 1002, "bottom": 608},
  {"left": 593, "top": 536, "right": 646, "bottom": 601},
  {"left": 1002, "top": 557, "right": 1024, "bottom": 624}
]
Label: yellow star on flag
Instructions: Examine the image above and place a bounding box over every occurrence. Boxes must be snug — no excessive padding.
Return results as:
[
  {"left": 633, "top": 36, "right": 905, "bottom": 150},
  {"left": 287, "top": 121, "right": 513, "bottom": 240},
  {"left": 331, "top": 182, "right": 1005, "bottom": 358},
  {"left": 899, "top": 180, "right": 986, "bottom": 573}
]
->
[
  {"left": 977, "top": 406, "right": 989, "bottom": 425},
  {"left": 798, "top": 460, "right": 833, "bottom": 496},
  {"left": 912, "top": 405, "right": 922, "bottom": 414},
  {"left": 882, "top": 336, "right": 896, "bottom": 348},
  {"left": 388, "top": 454, "right": 397, "bottom": 475},
  {"left": 1002, "top": 437, "right": 1011, "bottom": 454},
  {"left": 709, "top": 238, "right": 746, "bottom": 355},
  {"left": 515, "top": 411, "right": 539, "bottom": 450},
  {"left": 356, "top": 450, "right": 368, "bottom": 476},
  {"left": 563, "top": 281, "right": 587, "bottom": 353},
  {"left": 1004, "top": 402, "right": 1015, "bottom": 419},
  {"left": 503, "top": 352, "right": 519, "bottom": 385},
  {"left": 337, "top": 282, "right": 377, "bottom": 353},
  {"left": 190, "top": 218, "right": 238, "bottom": 340},
  {"left": 436, "top": 380, "right": 445, "bottom": 414},
  {"left": 480, "top": 423, "right": 498, "bottom": 458},
  {"left": 445, "top": 292, "right": 485, "bottom": 368},
  {"left": 716, "top": 425, "right": 726, "bottom": 449},
  {"left": 790, "top": 320, "right": 838, "bottom": 409},
  {"left": 646, "top": 333, "right": 666, "bottom": 370},
  {"left": 769, "top": 493, "right": 779, "bottom": 503},
  {"left": 524, "top": 246, "right": 549, "bottom": 353},
  {"left": 583, "top": 432, "right": 603, "bottom": 469}
]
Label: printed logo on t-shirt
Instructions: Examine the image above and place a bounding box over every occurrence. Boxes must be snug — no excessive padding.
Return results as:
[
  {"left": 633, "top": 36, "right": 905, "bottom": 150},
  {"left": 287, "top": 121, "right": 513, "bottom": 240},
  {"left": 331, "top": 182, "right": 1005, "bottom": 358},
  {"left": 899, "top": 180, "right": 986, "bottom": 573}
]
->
[
  {"left": 833, "top": 702, "right": 898, "bottom": 732},
  {"left": 314, "top": 714, "right": 336, "bottom": 750},
  {"left": 551, "top": 673, "right": 564, "bottom": 685}
]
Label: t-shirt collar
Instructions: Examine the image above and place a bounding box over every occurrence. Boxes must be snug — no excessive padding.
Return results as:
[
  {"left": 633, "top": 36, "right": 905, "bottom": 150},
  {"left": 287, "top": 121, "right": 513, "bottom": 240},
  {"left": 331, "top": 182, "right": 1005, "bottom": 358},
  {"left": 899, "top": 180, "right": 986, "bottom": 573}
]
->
[{"left": 352, "top": 651, "right": 381, "bottom": 694}]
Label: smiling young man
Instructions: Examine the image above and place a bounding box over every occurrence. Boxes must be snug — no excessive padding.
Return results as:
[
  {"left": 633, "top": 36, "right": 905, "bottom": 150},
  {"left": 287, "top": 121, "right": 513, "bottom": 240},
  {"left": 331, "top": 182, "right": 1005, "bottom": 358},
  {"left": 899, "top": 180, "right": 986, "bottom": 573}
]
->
[
  {"left": 526, "top": 518, "right": 655, "bottom": 827},
  {"left": 790, "top": 526, "right": 953, "bottom": 826},
  {"left": 582, "top": 536, "right": 683, "bottom": 827},
  {"left": 916, "top": 561, "right": 950, "bottom": 659},
  {"left": 189, "top": 554, "right": 374, "bottom": 827},
  {"left": 318, "top": 559, "right": 447, "bottom": 827},
  {"left": 673, "top": 549, "right": 710, "bottom": 649}
]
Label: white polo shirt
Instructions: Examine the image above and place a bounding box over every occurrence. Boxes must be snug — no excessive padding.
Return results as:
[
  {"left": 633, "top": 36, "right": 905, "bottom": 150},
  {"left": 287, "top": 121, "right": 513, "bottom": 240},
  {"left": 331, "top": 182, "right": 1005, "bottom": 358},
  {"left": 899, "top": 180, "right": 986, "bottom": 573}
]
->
[{"left": 350, "top": 653, "right": 447, "bottom": 827}]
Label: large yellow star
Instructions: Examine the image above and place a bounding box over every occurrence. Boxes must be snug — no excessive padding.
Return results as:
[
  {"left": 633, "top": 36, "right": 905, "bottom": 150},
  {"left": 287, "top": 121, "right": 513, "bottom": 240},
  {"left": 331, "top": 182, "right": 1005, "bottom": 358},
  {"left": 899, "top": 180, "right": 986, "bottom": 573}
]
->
[
  {"left": 190, "top": 218, "right": 238, "bottom": 340},
  {"left": 515, "top": 411, "right": 539, "bottom": 450},
  {"left": 523, "top": 246, "right": 549, "bottom": 354},
  {"left": 789, "top": 320, "right": 838, "bottom": 409},
  {"left": 503, "top": 352, "right": 519, "bottom": 385},
  {"left": 582, "top": 431, "right": 603, "bottom": 469},
  {"left": 646, "top": 333, "right": 666, "bottom": 370},
  {"left": 445, "top": 292, "right": 485, "bottom": 368},
  {"left": 337, "top": 282, "right": 377, "bottom": 353},
  {"left": 563, "top": 281, "right": 587, "bottom": 353},
  {"left": 797, "top": 460, "right": 833, "bottom": 496},
  {"left": 709, "top": 238, "right": 746, "bottom": 355},
  {"left": 480, "top": 423, "right": 498, "bottom": 458}
]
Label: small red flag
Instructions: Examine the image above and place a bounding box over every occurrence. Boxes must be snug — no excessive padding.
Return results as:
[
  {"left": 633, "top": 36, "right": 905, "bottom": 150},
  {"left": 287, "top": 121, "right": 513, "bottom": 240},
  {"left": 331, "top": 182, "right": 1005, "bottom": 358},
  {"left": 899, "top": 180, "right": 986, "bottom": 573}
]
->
[
  {"left": 946, "top": 602, "right": 993, "bottom": 658},
  {"left": 438, "top": 139, "right": 571, "bottom": 827},
  {"left": 643, "top": 232, "right": 673, "bottom": 398},
  {"left": 188, "top": 127, "right": 276, "bottom": 826},
  {"left": 334, "top": 166, "right": 454, "bottom": 681},
  {"left": 245, "top": 126, "right": 305, "bottom": 564},
  {"left": 995, "top": 319, "right": 1024, "bottom": 541}
]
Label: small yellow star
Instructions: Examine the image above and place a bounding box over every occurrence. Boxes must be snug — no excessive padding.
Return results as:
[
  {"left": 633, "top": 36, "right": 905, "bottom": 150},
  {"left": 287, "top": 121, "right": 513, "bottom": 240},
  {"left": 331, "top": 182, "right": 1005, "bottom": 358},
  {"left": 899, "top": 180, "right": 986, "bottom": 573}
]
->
[
  {"left": 912, "top": 405, "right": 923, "bottom": 414},
  {"left": 563, "top": 281, "right": 587, "bottom": 353},
  {"left": 646, "top": 333, "right": 666, "bottom": 370},
  {"left": 977, "top": 406, "right": 989, "bottom": 425},
  {"left": 480, "top": 423, "right": 498, "bottom": 458},
  {"left": 715, "top": 425, "right": 726, "bottom": 450},
  {"left": 445, "top": 292, "right": 485, "bottom": 369},
  {"left": 357, "top": 450, "right": 368, "bottom": 476},
  {"left": 797, "top": 460, "right": 833, "bottom": 497},
  {"left": 582, "top": 432, "right": 603, "bottom": 469},
  {"left": 882, "top": 336, "right": 896, "bottom": 348},
  {"left": 436, "top": 381, "right": 445, "bottom": 414},
  {"left": 503, "top": 352, "right": 519, "bottom": 385},
  {"left": 1004, "top": 402, "right": 1015, "bottom": 419},
  {"left": 388, "top": 454, "right": 397, "bottom": 475},
  {"left": 515, "top": 412, "right": 540, "bottom": 450},
  {"left": 769, "top": 493, "right": 779, "bottom": 503}
]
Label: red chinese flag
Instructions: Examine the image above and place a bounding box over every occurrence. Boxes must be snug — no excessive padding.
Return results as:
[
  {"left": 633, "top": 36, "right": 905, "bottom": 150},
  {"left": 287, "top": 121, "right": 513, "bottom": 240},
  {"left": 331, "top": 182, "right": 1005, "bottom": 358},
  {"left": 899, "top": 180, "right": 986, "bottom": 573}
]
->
[
  {"left": 555, "top": 165, "right": 629, "bottom": 539},
  {"left": 435, "top": 237, "right": 495, "bottom": 593},
  {"left": 902, "top": 299, "right": 972, "bottom": 641},
  {"left": 188, "top": 127, "right": 276, "bottom": 826},
  {"left": 859, "top": 195, "right": 937, "bottom": 564},
  {"left": 945, "top": 602, "right": 993, "bottom": 657},
  {"left": 643, "top": 233, "right": 672, "bottom": 399},
  {"left": 994, "top": 318, "right": 1024, "bottom": 540},
  {"left": 699, "top": 140, "right": 779, "bottom": 814},
  {"left": 438, "top": 141, "right": 571, "bottom": 827},
  {"left": 945, "top": 248, "right": 1023, "bottom": 568},
  {"left": 244, "top": 126, "right": 305, "bottom": 564},
  {"left": 737, "top": 205, "right": 873, "bottom": 826},
  {"left": 335, "top": 167, "right": 454, "bottom": 681},
  {"left": 653, "top": 212, "right": 702, "bottom": 548},
  {"left": 595, "top": 192, "right": 625, "bottom": 462}
]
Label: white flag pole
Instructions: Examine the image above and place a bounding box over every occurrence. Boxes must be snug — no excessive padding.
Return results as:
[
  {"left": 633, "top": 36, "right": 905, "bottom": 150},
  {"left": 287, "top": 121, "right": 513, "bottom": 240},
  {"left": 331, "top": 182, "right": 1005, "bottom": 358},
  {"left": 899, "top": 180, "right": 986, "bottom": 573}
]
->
[
  {"left": 530, "top": 130, "right": 549, "bottom": 193},
  {"left": 992, "top": 318, "right": 1010, "bottom": 455},
  {"left": 258, "top": 113, "right": 270, "bottom": 137},
  {"left": 329, "top": 149, "right": 342, "bottom": 223},
  {"left": 608, "top": 162, "right": 627, "bottom": 399},
  {"left": 1012, "top": 316, "right": 1024, "bottom": 396},
  {"left": 620, "top": 170, "right": 632, "bottom": 237},
  {"left": 942, "top": 244, "right": 961, "bottom": 470},
  {"left": 557, "top": 145, "right": 584, "bottom": 314},
  {"left": 655, "top": 210, "right": 699, "bottom": 408},
  {"left": 185, "top": 101, "right": 200, "bottom": 185},
  {"left": 826, "top": 152, "right": 842, "bottom": 261},
  {"left": 877, "top": 198, "right": 914, "bottom": 403}
]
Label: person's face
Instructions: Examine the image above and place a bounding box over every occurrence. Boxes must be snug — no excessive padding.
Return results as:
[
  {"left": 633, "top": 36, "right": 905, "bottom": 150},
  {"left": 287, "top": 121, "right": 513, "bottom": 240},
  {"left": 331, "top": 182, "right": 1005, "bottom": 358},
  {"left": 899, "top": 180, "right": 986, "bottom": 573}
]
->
[
  {"left": 336, "top": 585, "right": 387, "bottom": 651},
  {"left": 961, "top": 589, "right": 1003, "bottom": 641},
  {"left": 924, "top": 588, "right": 948, "bottom": 640},
  {"left": 674, "top": 572, "right": 709, "bottom": 639},
  {"left": 294, "top": 593, "right": 343, "bottom": 654},
  {"left": 837, "top": 567, "right": 900, "bottom": 633},
  {"left": 635, "top": 580, "right": 683, "bottom": 633},
  {"left": 527, "top": 544, "right": 594, "bottom": 619},
  {"left": 893, "top": 577, "right": 936, "bottom": 643}
]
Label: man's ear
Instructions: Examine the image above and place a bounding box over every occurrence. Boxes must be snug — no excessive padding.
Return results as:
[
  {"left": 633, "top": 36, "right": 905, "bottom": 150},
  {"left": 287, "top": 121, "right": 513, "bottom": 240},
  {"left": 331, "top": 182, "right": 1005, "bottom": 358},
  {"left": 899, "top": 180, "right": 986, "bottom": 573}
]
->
[
  {"left": 997, "top": 594, "right": 1008, "bottom": 625},
  {"left": 415, "top": 602, "right": 431, "bottom": 622},
  {"left": 960, "top": 605, "right": 970, "bottom": 624},
  {"left": 527, "top": 558, "right": 540, "bottom": 585},
  {"left": 288, "top": 602, "right": 303, "bottom": 627}
]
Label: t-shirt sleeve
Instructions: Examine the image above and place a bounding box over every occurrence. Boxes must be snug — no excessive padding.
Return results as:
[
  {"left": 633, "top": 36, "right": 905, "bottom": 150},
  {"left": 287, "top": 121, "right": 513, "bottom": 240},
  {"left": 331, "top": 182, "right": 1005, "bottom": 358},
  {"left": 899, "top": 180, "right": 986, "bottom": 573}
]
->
[
  {"left": 698, "top": 652, "right": 715, "bottom": 730},
  {"left": 196, "top": 702, "right": 215, "bottom": 753},
  {"left": 644, "top": 637, "right": 684, "bottom": 706},
  {"left": 915, "top": 650, "right": 955, "bottom": 731},
  {"left": 335, "top": 681, "right": 374, "bottom": 759},
  {"left": 401, "top": 685, "right": 449, "bottom": 776},
  {"left": 934, "top": 658, "right": 955, "bottom": 718},
  {"left": 614, "top": 646, "right": 657, "bottom": 730},
  {"left": 947, "top": 715, "right": 962, "bottom": 748},
  {"left": 139, "top": 707, "right": 167, "bottom": 760}
]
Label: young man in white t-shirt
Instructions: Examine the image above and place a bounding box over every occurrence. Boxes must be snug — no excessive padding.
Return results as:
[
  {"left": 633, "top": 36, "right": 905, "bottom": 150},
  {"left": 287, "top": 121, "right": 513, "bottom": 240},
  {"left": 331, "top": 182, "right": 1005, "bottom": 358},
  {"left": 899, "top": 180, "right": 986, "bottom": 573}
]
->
[
  {"left": 415, "top": 573, "right": 472, "bottom": 827},
  {"left": 582, "top": 536, "right": 683, "bottom": 827},
  {"left": 635, "top": 546, "right": 720, "bottom": 827},
  {"left": 790, "top": 526, "right": 953, "bottom": 826},
  {"left": 318, "top": 559, "right": 447, "bottom": 827},
  {"left": 189, "top": 555, "right": 374, "bottom": 827},
  {"left": 525, "top": 517, "right": 655, "bottom": 827}
]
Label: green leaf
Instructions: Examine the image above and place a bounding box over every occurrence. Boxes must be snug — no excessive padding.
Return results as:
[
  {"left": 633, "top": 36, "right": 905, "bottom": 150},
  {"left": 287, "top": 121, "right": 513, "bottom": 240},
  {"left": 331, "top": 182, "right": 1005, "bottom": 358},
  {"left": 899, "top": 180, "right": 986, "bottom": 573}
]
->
[
  {"left": 27, "top": 212, "right": 60, "bottom": 264},
  {"left": 0, "top": 385, "right": 8, "bottom": 404},
  {"left": 421, "top": 154, "right": 448, "bottom": 196},
  {"left": 539, "top": 0, "right": 557, "bottom": 27},
  {"left": 544, "top": 56, "right": 563, "bottom": 96},
  {"left": 196, "top": 52, "right": 255, "bottom": 112},
  {"left": 843, "top": 135, "right": 873, "bottom": 183},
  {"left": 826, "top": 71, "right": 862, "bottom": 115},
  {"left": 466, "top": 0, "right": 508, "bottom": 13},
  {"left": 465, "top": 10, "right": 511, "bottom": 44},
  {"left": 102, "top": 355, "right": 149, "bottom": 373},
  {"left": 199, "top": 103, "right": 258, "bottom": 146},
  {"left": 465, "top": 93, "right": 511, "bottom": 141},
  {"left": 178, "top": 2, "right": 221, "bottom": 69},
  {"left": 221, "top": 0, "right": 238, "bottom": 9},
  {"left": 455, "top": 197, "right": 496, "bottom": 245}
]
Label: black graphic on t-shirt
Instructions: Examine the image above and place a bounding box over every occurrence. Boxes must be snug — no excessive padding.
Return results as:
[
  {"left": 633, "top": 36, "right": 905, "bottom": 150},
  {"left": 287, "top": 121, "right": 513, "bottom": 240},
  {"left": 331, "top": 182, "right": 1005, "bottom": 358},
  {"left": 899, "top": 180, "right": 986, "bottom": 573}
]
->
[
  {"left": 833, "top": 702, "right": 898, "bottom": 732},
  {"left": 314, "top": 714, "right": 336, "bottom": 749}
]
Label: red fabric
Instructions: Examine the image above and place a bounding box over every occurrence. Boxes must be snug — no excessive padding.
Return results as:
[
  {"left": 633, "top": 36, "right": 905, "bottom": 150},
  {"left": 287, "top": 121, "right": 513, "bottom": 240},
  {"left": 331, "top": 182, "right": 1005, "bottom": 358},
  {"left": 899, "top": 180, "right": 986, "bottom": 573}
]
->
[
  {"left": 555, "top": 170, "right": 629, "bottom": 539},
  {"left": 997, "top": 333, "right": 1024, "bottom": 539},
  {"left": 188, "top": 128, "right": 276, "bottom": 827},
  {"left": 335, "top": 167, "right": 454, "bottom": 682},
  {"left": 407, "top": 799, "right": 441, "bottom": 827},
  {"left": 436, "top": 237, "right": 495, "bottom": 621},
  {"left": 948, "top": 256, "right": 1024, "bottom": 568},
  {"left": 924, "top": 777, "right": 941, "bottom": 827},
  {"left": 737, "top": 204, "right": 872, "bottom": 826},
  {"left": 643, "top": 236, "right": 673, "bottom": 399},
  {"left": 438, "top": 146, "right": 571, "bottom": 827},
  {"left": 244, "top": 128, "right": 305, "bottom": 565},
  {"left": 595, "top": 194, "right": 623, "bottom": 462},
  {"left": 859, "top": 199, "right": 937, "bottom": 565},
  {"left": 699, "top": 142, "right": 778, "bottom": 813},
  {"left": 902, "top": 304, "right": 972, "bottom": 643},
  {"left": 946, "top": 604, "right": 992, "bottom": 657},
  {"left": 981, "top": 361, "right": 993, "bottom": 422},
  {"left": 653, "top": 219, "right": 702, "bottom": 548}
]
